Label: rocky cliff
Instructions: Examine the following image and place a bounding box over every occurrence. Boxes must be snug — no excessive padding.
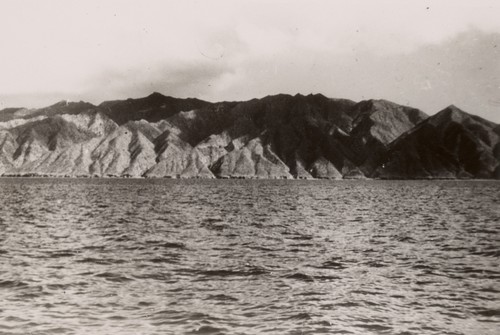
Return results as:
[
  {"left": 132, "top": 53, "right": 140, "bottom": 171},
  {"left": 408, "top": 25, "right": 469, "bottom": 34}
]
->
[
  {"left": 374, "top": 105, "right": 500, "bottom": 179},
  {"left": 0, "top": 93, "right": 498, "bottom": 179}
]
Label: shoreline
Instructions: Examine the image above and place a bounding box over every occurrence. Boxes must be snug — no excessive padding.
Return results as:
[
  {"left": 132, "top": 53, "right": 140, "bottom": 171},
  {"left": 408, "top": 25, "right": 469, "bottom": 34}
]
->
[{"left": 0, "top": 175, "right": 498, "bottom": 181}]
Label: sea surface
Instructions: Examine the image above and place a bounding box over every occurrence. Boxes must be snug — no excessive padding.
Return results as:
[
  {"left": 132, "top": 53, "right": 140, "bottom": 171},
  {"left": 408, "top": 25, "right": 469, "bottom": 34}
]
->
[{"left": 0, "top": 178, "right": 499, "bottom": 335}]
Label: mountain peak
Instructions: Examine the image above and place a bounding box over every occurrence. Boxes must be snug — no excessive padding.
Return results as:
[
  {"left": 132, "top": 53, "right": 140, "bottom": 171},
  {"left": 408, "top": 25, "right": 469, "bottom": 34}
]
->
[
  {"left": 351, "top": 99, "right": 427, "bottom": 121},
  {"left": 47, "top": 100, "right": 95, "bottom": 109},
  {"left": 446, "top": 104, "right": 461, "bottom": 110},
  {"left": 368, "top": 99, "right": 404, "bottom": 109},
  {"left": 428, "top": 104, "right": 498, "bottom": 132},
  {"left": 429, "top": 105, "right": 470, "bottom": 125},
  {"left": 442, "top": 104, "right": 468, "bottom": 116},
  {"left": 147, "top": 92, "right": 166, "bottom": 99},
  {"left": 51, "top": 100, "right": 70, "bottom": 107}
]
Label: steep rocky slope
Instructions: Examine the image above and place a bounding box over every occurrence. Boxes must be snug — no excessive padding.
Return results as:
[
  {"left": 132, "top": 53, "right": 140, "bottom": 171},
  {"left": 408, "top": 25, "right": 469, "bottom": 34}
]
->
[
  {"left": 0, "top": 93, "right": 498, "bottom": 179},
  {"left": 0, "top": 101, "right": 95, "bottom": 122},
  {"left": 374, "top": 105, "right": 500, "bottom": 179},
  {"left": 99, "top": 92, "right": 211, "bottom": 125},
  {"left": 346, "top": 100, "right": 428, "bottom": 174}
]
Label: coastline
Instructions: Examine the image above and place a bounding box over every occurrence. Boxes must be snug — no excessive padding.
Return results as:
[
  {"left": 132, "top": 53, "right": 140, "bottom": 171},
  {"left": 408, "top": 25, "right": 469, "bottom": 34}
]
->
[{"left": 0, "top": 174, "right": 498, "bottom": 181}]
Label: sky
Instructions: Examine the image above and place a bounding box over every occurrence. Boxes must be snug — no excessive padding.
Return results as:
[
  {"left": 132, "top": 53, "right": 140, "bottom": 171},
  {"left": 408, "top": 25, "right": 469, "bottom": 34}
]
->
[{"left": 0, "top": 0, "right": 499, "bottom": 122}]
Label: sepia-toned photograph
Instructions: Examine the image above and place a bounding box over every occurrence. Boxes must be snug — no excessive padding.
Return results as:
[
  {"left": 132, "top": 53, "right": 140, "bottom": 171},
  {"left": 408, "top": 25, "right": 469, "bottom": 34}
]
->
[{"left": 0, "top": 0, "right": 499, "bottom": 334}]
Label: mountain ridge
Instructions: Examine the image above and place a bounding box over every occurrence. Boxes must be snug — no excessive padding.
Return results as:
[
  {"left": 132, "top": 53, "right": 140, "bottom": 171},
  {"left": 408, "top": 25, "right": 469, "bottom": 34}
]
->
[{"left": 0, "top": 93, "right": 498, "bottom": 179}]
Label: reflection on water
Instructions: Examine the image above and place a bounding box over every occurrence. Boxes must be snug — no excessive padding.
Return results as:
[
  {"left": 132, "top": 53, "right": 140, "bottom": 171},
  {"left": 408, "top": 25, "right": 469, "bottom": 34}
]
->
[{"left": 0, "top": 178, "right": 499, "bottom": 335}]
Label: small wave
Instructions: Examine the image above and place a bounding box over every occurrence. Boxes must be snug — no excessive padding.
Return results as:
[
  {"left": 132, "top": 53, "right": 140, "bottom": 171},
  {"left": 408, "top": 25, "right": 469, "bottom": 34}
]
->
[
  {"left": 297, "top": 291, "right": 322, "bottom": 297},
  {"left": 198, "top": 267, "right": 268, "bottom": 278},
  {"left": 250, "top": 222, "right": 264, "bottom": 228},
  {"left": 207, "top": 294, "right": 238, "bottom": 302},
  {"left": 0, "top": 280, "right": 28, "bottom": 289},
  {"left": 351, "top": 289, "right": 381, "bottom": 296},
  {"left": 412, "top": 263, "right": 434, "bottom": 270},
  {"left": 283, "top": 272, "right": 315, "bottom": 282},
  {"left": 455, "top": 267, "right": 500, "bottom": 277},
  {"left": 286, "top": 312, "right": 313, "bottom": 320},
  {"left": 470, "top": 248, "right": 500, "bottom": 257},
  {"left": 439, "top": 311, "right": 466, "bottom": 319},
  {"left": 107, "top": 234, "right": 133, "bottom": 242},
  {"left": 42, "top": 327, "right": 73, "bottom": 333},
  {"left": 469, "top": 228, "right": 498, "bottom": 235},
  {"left": 125, "top": 245, "right": 146, "bottom": 251},
  {"left": 201, "top": 218, "right": 229, "bottom": 231},
  {"left": 188, "top": 312, "right": 221, "bottom": 321},
  {"left": 288, "top": 248, "right": 308, "bottom": 253},
  {"left": 76, "top": 257, "right": 126, "bottom": 265},
  {"left": 188, "top": 325, "right": 226, "bottom": 334},
  {"left": 149, "top": 257, "right": 180, "bottom": 264},
  {"left": 475, "top": 309, "right": 500, "bottom": 317},
  {"left": 15, "top": 291, "right": 49, "bottom": 299},
  {"left": 441, "top": 245, "right": 468, "bottom": 252},
  {"left": 354, "top": 324, "right": 393, "bottom": 332},
  {"left": 248, "top": 245, "right": 275, "bottom": 252},
  {"left": 200, "top": 269, "right": 243, "bottom": 277},
  {"left": 320, "top": 260, "right": 346, "bottom": 269},
  {"left": 48, "top": 250, "right": 77, "bottom": 258},
  {"left": 396, "top": 236, "right": 416, "bottom": 243},
  {"left": 212, "top": 247, "right": 235, "bottom": 252},
  {"left": 202, "top": 217, "right": 223, "bottom": 224},
  {"left": 283, "top": 233, "right": 313, "bottom": 240},
  {"left": 414, "top": 280, "right": 437, "bottom": 285},
  {"left": 478, "top": 287, "right": 500, "bottom": 293},
  {"left": 364, "top": 261, "right": 387, "bottom": 268},
  {"left": 138, "top": 301, "right": 155, "bottom": 307},
  {"left": 290, "top": 243, "right": 315, "bottom": 247},
  {"left": 335, "top": 301, "right": 361, "bottom": 308},
  {"left": 107, "top": 315, "right": 127, "bottom": 320},
  {"left": 161, "top": 242, "right": 186, "bottom": 249},
  {"left": 94, "top": 272, "right": 133, "bottom": 283},
  {"left": 314, "top": 275, "right": 340, "bottom": 281},
  {"left": 81, "top": 245, "right": 106, "bottom": 250},
  {"left": 4, "top": 316, "right": 29, "bottom": 322},
  {"left": 46, "top": 283, "right": 73, "bottom": 290},
  {"left": 146, "top": 240, "right": 186, "bottom": 249},
  {"left": 150, "top": 308, "right": 183, "bottom": 319},
  {"left": 0, "top": 324, "right": 16, "bottom": 330},
  {"left": 132, "top": 272, "right": 171, "bottom": 281}
]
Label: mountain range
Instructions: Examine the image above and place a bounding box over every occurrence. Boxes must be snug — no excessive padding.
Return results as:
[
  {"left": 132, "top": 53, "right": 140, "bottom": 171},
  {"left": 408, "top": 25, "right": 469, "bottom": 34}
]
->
[{"left": 0, "top": 93, "right": 498, "bottom": 179}]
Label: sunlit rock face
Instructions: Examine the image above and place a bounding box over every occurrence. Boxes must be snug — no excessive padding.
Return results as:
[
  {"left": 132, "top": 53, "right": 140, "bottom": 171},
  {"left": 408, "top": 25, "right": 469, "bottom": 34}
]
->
[{"left": 0, "top": 93, "right": 498, "bottom": 179}]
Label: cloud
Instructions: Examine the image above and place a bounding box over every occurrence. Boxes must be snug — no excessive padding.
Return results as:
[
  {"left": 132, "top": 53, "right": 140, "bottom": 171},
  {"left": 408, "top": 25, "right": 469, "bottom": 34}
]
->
[
  {"left": 354, "top": 29, "right": 500, "bottom": 121},
  {"left": 0, "top": 0, "right": 499, "bottom": 122},
  {"left": 82, "top": 60, "right": 232, "bottom": 102},
  {"left": 196, "top": 27, "right": 500, "bottom": 122}
]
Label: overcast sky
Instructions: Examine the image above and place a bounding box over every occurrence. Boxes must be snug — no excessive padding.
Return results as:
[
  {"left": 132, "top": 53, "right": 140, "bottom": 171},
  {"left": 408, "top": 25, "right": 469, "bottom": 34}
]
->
[{"left": 1, "top": 0, "right": 499, "bottom": 122}]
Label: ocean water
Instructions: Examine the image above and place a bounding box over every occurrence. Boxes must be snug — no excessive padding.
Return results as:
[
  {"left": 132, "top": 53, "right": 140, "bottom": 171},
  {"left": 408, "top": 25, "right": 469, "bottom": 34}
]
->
[{"left": 0, "top": 178, "right": 499, "bottom": 335}]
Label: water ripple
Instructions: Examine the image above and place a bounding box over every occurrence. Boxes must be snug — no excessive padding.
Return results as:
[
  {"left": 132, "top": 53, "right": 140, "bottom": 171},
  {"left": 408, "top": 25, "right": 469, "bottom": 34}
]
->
[{"left": 0, "top": 178, "right": 499, "bottom": 334}]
